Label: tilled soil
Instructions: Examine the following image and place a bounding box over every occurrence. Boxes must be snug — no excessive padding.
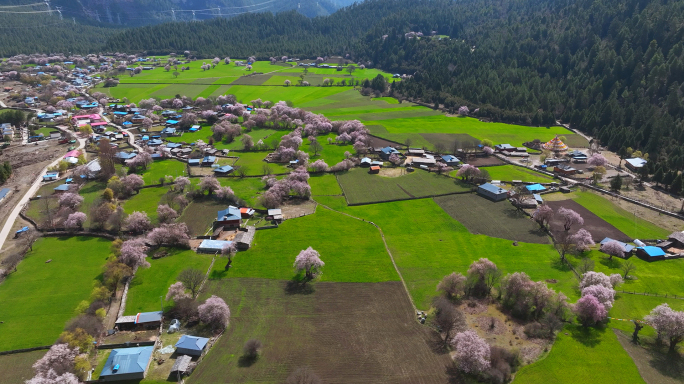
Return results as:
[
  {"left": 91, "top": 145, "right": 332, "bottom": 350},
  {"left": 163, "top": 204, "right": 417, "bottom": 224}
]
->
[{"left": 546, "top": 199, "right": 629, "bottom": 242}]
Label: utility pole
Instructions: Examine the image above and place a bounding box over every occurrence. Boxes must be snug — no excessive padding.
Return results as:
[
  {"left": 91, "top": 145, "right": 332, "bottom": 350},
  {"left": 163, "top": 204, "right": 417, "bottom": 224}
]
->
[
  {"left": 44, "top": 0, "right": 51, "bottom": 14},
  {"left": 192, "top": 10, "right": 196, "bottom": 21},
  {"left": 94, "top": 10, "right": 101, "bottom": 22},
  {"left": 72, "top": 17, "right": 76, "bottom": 25},
  {"left": 171, "top": 9, "right": 176, "bottom": 21},
  {"left": 160, "top": 296, "right": 163, "bottom": 313},
  {"left": 56, "top": 7, "right": 62, "bottom": 21},
  {"left": 216, "top": 6, "right": 221, "bottom": 17},
  {"left": 117, "top": 13, "right": 121, "bottom": 25}
]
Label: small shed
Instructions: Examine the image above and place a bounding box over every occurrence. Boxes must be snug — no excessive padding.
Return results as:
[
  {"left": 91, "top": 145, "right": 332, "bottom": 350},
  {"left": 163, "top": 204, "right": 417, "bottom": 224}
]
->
[
  {"left": 43, "top": 171, "right": 59, "bottom": 181},
  {"left": 369, "top": 166, "right": 380, "bottom": 174},
  {"left": 198, "top": 239, "right": 233, "bottom": 253},
  {"left": 636, "top": 246, "right": 666, "bottom": 260},
  {"left": 477, "top": 183, "right": 508, "bottom": 201},
  {"left": 170, "top": 355, "right": 192, "bottom": 375},
  {"left": 268, "top": 208, "right": 283, "bottom": 222},
  {"left": 234, "top": 226, "right": 256, "bottom": 250},
  {"left": 99, "top": 346, "right": 154, "bottom": 381},
  {"left": 115, "top": 311, "right": 163, "bottom": 331},
  {"left": 441, "top": 155, "right": 460, "bottom": 166},
  {"left": 240, "top": 208, "right": 255, "bottom": 218},
  {"left": 175, "top": 335, "right": 209, "bottom": 356},
  {"left": 360, "top": 157, "right": 372, "bottom": 167},
  {"left": 526, "top": 183, "right": 546, "bottom": 193}
]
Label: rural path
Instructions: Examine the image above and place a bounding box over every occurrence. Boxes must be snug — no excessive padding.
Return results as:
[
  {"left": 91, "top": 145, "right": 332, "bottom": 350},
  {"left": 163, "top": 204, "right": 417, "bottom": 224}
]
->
[
  {"left": 0, "top": 125, "right": 87, "bottom": 252},
  {"left": 315, "top": 203, "right": 419, "bottom": 312},
  {"left": 97, "top": 106, "right": 143, "bottom": 152}
]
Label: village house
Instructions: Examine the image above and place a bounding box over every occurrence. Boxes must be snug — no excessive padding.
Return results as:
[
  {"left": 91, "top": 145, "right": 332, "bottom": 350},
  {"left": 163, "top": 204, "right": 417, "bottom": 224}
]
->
[
  {"left": 379, "top": 146, "right": 400, "bottom": 160},
  {"left": 234, "top": 226, "right": 256, "bottom": 250},
  {"left": 636, "top": 246, "right": 666, "bottom": 260},
  {"left": 441, "top": 155, "right": 460, "bottom": 166},
  {"left": 215, "top": 206, "right": 242, "bottom": 229},
  {"left": 175, "top": 335, "right": 209, "bottom": 356},
  {"left": 477, "top": 183, "right": 508, "bottom": 201},
  {"left": 115, "top": 311, "right": 163, "bottom": 331},
  {"left": 656, "top": 232, "right": 684, "bottom": 254},
  {"left": 213, "top": 165, "right": 234, "bottom": 175},
  {"left": 202, "top": 156, "right": 216, "bottom": 167},
  {"left": 98, "top": 346, "right": 154, "bottom": 382},
  {"left": 197, "top": 239, "right": 233, "bottom": 253},
  {"left": 554, "top": 164, "right": 577, "bottom": 176},
  {"left": 625, "top": 157, "right": 647, "bottom": 172}
]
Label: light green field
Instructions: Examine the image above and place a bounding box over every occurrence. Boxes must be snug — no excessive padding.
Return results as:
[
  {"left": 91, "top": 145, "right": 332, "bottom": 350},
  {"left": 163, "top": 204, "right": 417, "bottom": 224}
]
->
[
  {"left": 137, "top": 159, "right": 187, "bottom": 185},
  {"left": 302, "top": 133, "right": 354, "bottom": 165},
  {"left": 309, "top": 174, "right": 342, "bottom": 196},
  {"left": 234, "top": 152, "right": 290, "bottom": 176},
  {"left": 123, "top": 186, "right": 174, "bottom": 223},
  {"left": 218, "top": 177, "right": 268, "bottom": 207},
  {"left": 514, "top": 324, "right": 644, "bottom": 384},
  {"left": 208, "top": 207, "right": 399, "bottom": 283},
  {"left": 124, "top": 248, "right": 212, "bottom": 315},
  {"left": 0, "top": 237, "right": 111, "bottom": 350},
  {"left": 483, "top": 165, "right": 555, "bottom": 183}
]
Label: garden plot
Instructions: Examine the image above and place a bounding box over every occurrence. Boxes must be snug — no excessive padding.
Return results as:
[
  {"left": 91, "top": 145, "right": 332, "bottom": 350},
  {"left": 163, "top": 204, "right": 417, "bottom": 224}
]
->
[
  {"left": 434, "top": 194, "right": 549, "bottom": 244},
  {"left": 337, "top": 168, "right": 470, "bottom": 205},
  {"left": 0, "top": 350, "right": 46, "bottom": 383},
  {"left": 189, "top": 279, "right": 451, "bottom": 384},
  {"left": 546, "top": 199, "right": 630, "bottom": 242}
]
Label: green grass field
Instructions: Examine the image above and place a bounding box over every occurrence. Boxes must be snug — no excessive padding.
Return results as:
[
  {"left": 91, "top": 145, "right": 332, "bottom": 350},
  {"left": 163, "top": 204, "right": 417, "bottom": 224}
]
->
[
  {"left": 234, "top": 152, "right": 290, "bottom": 176},
  {"left": 124, "top": 248, "right": 212, "bottom": 315},
  {"left": 302, "top": 134, "right": 354, "bottom": 165},
  {"left": 572, "top": 191, "right": 670, "bottom": 240},
  {"left": 208, "top": 207, "right": 399, "bottom": 283},
  {"left": 137, "top": 159, "right": 187, "bottom": 185},
  {"left": 0, "top": 350, "right": 46, "bottom": 383},
  {"left": 484, "top": 165, "right": 555, "bottom": 183},
  {"left": 309, "top": 174, "right": 342, "bottom": 195},
  {"left": 123, "top": 186, "right": 176, "bottom": 224},
  {"left": 337, "top": 168, "right": 470, "bottom": 205},
  {"left": 219, "top": 177, "right": 267, "bottom": 207},
  {"left": 514, "top": 324, "right": 644, "bottom": 384},
  {"left": 0, "top": 237, "right": 111, "bottom": 350}
]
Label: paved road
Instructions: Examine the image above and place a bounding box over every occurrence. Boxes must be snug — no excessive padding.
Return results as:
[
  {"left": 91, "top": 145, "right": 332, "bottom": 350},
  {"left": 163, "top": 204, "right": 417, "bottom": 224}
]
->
[{"left": 0, "top": 125, "right": 86, "bottom": 252}]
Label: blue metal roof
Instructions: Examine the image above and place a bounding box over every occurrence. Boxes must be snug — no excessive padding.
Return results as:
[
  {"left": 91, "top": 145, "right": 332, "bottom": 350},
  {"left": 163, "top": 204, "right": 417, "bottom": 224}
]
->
[
  {"left": 175, "top": 335, "right": 209, "bottom": 351},
  {"left": 166, "top": 119, "right": 179, "bottom": 124},
  {"left": 53, "top": 184, "right": 70, "bottom": 191},
  {"left": 217, "top": 206, "right": 241, "bottom": 221},
  {"left": 188, "top": 159, "right": 200, "bottom": 165},
  {"left": 0, "top": 188, "right": 10, "bottom": 199},
  {"left": 600, "top": 237, "right": 635, "bottom": 253},
  {"left": 478, "top": 183, "right": 507, "bottom": 195},
  {"left": 203, "top": 156, "right": 216, "bottom": 163},
  {"left": 100, "top": 346, "right": 154, "bottom": 378},
  {"left": 214, "top": 165, "right": 234, "bottom": 173},
  {"left": 526, "top": 183, "right": 546, "bottom": 192},
  {"left": 441, "top": 155, "right": 459, "bottom": 163},
  {"left": 136, "top": 311, "right": 162, "bottom": 324},
  {"left": 198, "top": 239, "right": 233, "bottom": 252},
  {"left": 115, "top": 152, "right": 137, "bottom": 159},
  {"left": 638, "top": 246, "right": 665, "bottom": 257},
  {"left": 381, "top": 146, "right": 398, "bottom": 154},
  {"left": 166, "top": 143, "right": 182, "bottom": 148},
  {"left": 161, "top": 127, "right": 176, "bottom": 134}
]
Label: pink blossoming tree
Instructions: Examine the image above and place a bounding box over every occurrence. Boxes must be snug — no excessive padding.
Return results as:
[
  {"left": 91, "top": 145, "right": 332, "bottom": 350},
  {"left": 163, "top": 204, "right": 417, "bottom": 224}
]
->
[
  {"left": 198, "top": 295, "right": 231, "bottom": 330},
  {"left": 294, "top": 247, "right": 324, "bottom": 281},
  {"left": 451, "top": 330, "right": 490, "bottom": 373}
]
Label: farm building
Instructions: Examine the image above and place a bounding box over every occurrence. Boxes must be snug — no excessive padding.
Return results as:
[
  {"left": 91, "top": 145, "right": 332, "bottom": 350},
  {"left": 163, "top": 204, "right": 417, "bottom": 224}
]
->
[
  {"left": 636, "top": 246, "right": 666, "bottom": 260},
  {"left": 526, "top": 184, "right": 547, "bottom": 193},
  {"left": 99, "top": 346, "right": 154, "bottom": 381},
  {"left": 160, "top": 127, "right": 176, "bottom": 137},
  {"left": 166, "top": 142, "right": 182, "bottom": 149},
  {"left": 115, "top": 311, "right": 163, "bottom": 331},
  {"left": 600, "top": 237, "right": 635, "bottom": 254},
  {"left": 360, "top": 157, "right": 372, "bottom": 167},
  {"left": 53, "top": 184, "right": 71, "bottom": 193},
  {"left": 406, "top": 148, "right": 425, "bottom": 156},
  {"left": 216, "top": 206, "right": 242, "bottom": 229},
  {"left": 175, "top": 335, "right": 209, "bottom": 356},
  {"left": 495, "top": 144, "right": 515, "bottom": 153},
  {"left": 197, "top": 239, "right": 233, "bottom": 253},
  {"left": 625, "top": 158, "right": 648, "bottom": 172},
  {"left": 0, "top": 188, "right": 10, "bottom": 203},
  {"left": 240, "top": 208, "right": 255, "bottom": 218},
  {"left": 235, "top": 226, "right": 256, "bottom": 250},
  {"left": 477, "top": 183, "right": 508, "bottom": 201},
  {"left": 43, "top": 171, "right": 59, "bottom": 182},
  {"left": 379, "top": 146, "right": 400, "bottom": 160},
  {"left": 554, "top": 164, "right": 577, "bottom": 176},
  {"left": 369, "top": 165, "right": 380, "bottom": 173},
  {"left": 213, "top": 165, "right": 234, "bottom": 175},
  {"left": 441, "top": 155, "right": 460, "bottom": 166},
  {"left": 409, "top": 157, "right": 436, "bottom": 166},
  {"left": 188, "top": 159, "right": 200, "bottom": 166},
  {"left": 115, "top": 152, "right": 137, "bottom": 163},
  {"left": 656, "top": 232, "right": 684, "bottom": 252},
  {"left": 170, "top": 355, "right": 192, "bottom": 376},
  {"left": 268, "top": 208, "right": 283, "bottom": 222}
]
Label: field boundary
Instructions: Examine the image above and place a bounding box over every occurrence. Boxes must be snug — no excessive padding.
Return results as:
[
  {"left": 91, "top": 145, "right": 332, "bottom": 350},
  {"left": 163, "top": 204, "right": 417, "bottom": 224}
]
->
[
  {"left": 0, "top": 345, "right": 52, "bottom": 355},
  {"left": 346, "top": 189, "right": 473, "bottom": 206},
  {"left": 315, "top": 203, "right": 418, "bottom": 312}
]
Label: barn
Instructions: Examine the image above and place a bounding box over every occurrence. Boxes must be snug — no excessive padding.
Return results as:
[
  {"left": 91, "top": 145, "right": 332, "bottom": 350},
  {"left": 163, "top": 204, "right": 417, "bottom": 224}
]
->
[
  {"left": 175, "top": 335, "right": 209, "bottom": 356},
  {"left": 477, "top": 183, "right": 508, "bottom": 201},
  {"left": 99, "top": 346, "right": 154, "bottom": 381}
]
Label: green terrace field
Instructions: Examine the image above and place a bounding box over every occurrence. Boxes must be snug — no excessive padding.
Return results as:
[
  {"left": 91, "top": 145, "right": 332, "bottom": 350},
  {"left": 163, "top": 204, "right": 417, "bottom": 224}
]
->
[
  {"left": 124, "top": 248, "right": 212, "bottom": 315},
  {"left": 337, "top": 168, "right": 470, "bottom": 205},
  {"left": 208, "top": 207, "right": 399, "bottom": 283},
  {"left": 483, "top": 164, "right": 556, "bottom": 183},
  {"left": 137, "top": 159, "right": 187, "bottom": 185},
  {"left": 302, "top": 133, "right": 354, "bottom": 165},
  {"left": 0, "top": 237, "right": 111, "bottom": 351}
]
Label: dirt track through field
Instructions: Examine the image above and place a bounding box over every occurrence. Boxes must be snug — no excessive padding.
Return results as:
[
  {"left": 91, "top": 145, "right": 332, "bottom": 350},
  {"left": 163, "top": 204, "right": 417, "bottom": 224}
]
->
[
  {"left": 191, "top": 279, "right": 451, "bottom": 384},
  {"left": 546, "top": 199, "right": 630, "bottom": 242}
]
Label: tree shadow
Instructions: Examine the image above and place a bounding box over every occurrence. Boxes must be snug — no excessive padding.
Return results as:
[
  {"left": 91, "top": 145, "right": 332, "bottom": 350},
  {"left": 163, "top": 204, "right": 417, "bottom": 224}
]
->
[
  {"left": 284, "top": 279, "right": 315, "bottom": 295},
  {"left": 648, "top": 346, "right": 684, "bottom": 379},
  {"left": 598, "top": 257, "right": 620, "bottom": 269},
  {"left": 426, "top": 332, "right": 450, "bottom": 355},
  {"left": 550, "top": 256, "right": 572, "bottom": 273},
  {"left": 237, "top": 354, "right": 259, "bottom": 368},
  {"left": 445, "top": 361, "right": 467, "bottom": 384},
  {"left": 569, "top": 324, "right": 604, "bottom": 347}
]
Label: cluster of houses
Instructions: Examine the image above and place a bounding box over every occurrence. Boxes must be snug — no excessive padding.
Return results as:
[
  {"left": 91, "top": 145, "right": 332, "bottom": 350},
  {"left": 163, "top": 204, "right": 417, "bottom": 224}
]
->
[{"left": 597, "top": 232, "right": 684, "bottom": 261}]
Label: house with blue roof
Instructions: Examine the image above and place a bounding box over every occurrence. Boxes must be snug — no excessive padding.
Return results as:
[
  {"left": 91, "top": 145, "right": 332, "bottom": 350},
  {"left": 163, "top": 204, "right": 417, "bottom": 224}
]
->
[
  {"left": 526, "top": 183, "right": 546, "bottom": 193},
  {"left": 441, "top": 155, "right": 460, "bottom": 166},
  {"left": 202, "top": 156, "right": 216, "bottom": 166},
  {"left": 175, "top": 335, "right": 210, "bottom": 356},
  {"left": 166, "top": 142, "right": 182, "bottom": 149},
  {"left": 99, "top": 346, "right": 154, "bottom": 381},
  {"left": 165, "top": 119, "right": 179, "bottom": 126},
  {"left": 53, "top": 184, "right": 71, "bottom": 193},
  {"left": 379, "top": 146, "right": 400, "bottom": 160},
  {"left": 115, "top": 152, "right": 137, "bottom": 163},
  {"left": 636, "top": 246, "right": 666, "bottom": 260},
  {"left": 214, "top": 165, "right": 234, "bottom": 175},
  {"left": 147, "top": 139, "right": 163, "bottom": 146},
  {"left": 189, "top": 125, "right": 201, "bottom": 132},
  {"left": 477, "top": 183, "right": 508, "bottom": 201},
  {"left": 43, "top": 171, "right": 60, "bottom": 182},
  {"left": 161, "top": 127, "right": 176, "bottom": 137},
  {"left": 188, "top": 159, "right": 201, "bottom": 166},
  {"left": 599, "top": 237, "right": 635, "bottom": 255},
  {"left": 216, "top": 206, "right": 242, "bottom": 229}
]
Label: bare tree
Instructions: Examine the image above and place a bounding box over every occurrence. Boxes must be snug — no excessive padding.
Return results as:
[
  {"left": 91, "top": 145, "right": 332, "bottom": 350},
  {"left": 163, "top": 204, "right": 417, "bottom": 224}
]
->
[
  {"left": 2, "top": 253, "right": 24, "bottom": 273},
  {"left": 242, "top": 339, "right": 262, "bottom": 360},
  {"left": 621, "top": 260, "right": 636, "bottom": 279},
  {"left": 432, "top": 296, "right": 465, "bottom": 346},
  {"left": 178, "top": 268, "right": 205, "bottom": 298},
  {"left": 509, "top": 185, "right": 531, "bottom": 212},
  {"left": 22, "top": 228, "right": 40, "bottom": 251}
]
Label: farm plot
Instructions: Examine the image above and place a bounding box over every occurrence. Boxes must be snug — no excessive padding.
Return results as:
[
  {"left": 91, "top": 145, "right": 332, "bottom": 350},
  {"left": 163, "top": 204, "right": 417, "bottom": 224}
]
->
[
  {"left": 337, "top": 168, "right": 470, "bottom": 205},
  {"left": 123, "top": 186, "right": 181, "bottom": 225},
  {"left": 137, "top": 159, "right": 187, "bottom": 185},
  {"left": 301, "top": 133, "right": 354, "bottom": 165},
  {"left": 309, "top": 174, "right": 342, "bottom": 196},
  {"left": 0, "top": 350, "right": 46, "bottom": 384},
  {"left": 234, "top": 151, "right": 290, "bottom": 176},
  {"left": 208, "top": 207, "right": 398, "bottom": 283},
  {"left": 546, "top": 199, "right": 630, "bottom": 242},
  {"left": 0, "top": 237, "right": 111, "bottom": 351},
  {"left": 434, "top": 194, "right": 549, "bottom": 244},
  {"left": 177, "top": 197, "right": 227, "bottom": 236},
  {"left": 219, "top": 177, "right": 268, "bottom": 207},
  {"left": 419, "top": 132, "right": 480, "bottom": 149},
  {"left": 515, "top": 324, "right": 644, "bottom": 384},
  {"left": 189, "top": 279, "right": 451, "bottom": 384},
  {"left": 124, "top": 248, "right": 212, "bottom": 315},
  {"left": 484, "top": 164, "right": 555, "bottom": 183}
]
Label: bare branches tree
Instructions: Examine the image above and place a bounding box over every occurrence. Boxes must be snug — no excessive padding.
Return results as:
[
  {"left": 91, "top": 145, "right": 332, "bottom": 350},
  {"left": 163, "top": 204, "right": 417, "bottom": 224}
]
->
[
  {"left": 178, "top": 268, "right": 205, "bottom": 298},
  {"left": 621, "top": 260, "right": 636, "bottom": 279},
  {"left": 432, "top": 296, "right": 465, "bottom": 346}
]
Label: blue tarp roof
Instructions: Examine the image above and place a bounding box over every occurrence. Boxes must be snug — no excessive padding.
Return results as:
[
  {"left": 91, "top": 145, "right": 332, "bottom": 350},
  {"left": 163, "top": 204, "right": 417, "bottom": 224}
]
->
[
  {"left": 166, "top": 120, "right": 179, "bottom": 124},
  {"left": 166, "top": 143, "right": 182, "bottom": 148},
  {"left": 526, "top": 183, "right": 546, "bottom": 192},
  {"left": 214, "top": 165, "right": 234, "bottom": 173},
  {"left": 198, "top": 239, "right": 233, "bottom": 252},
  {"left": 54, "top": 184, "right": 70, "bottom": 191},
  {"left": 441, "top": 155, "right": 460, "bottom": 162},
  {"left": 113, "top": 111, "right": 127, "bottom": 115},
  {"left": 638, "top": 246, "right": 665, "bottom": 257},
  {"left": 99, "top": 346, "right": 154, "bottom": 378},
  {"left": 217, "top": 206, "right": 241, "bottom": 221},
  {"left": 175, "top": 335, "right": 209, "bottom": 351},
  {"left": 16, "top": 226, "right": 29, "bottom": 234},
  {"left": 0, "top": 188, "right": 10, "bottom": 199},
  {"left": 122, "top": 121, "right": 132, "bottom": 126}
]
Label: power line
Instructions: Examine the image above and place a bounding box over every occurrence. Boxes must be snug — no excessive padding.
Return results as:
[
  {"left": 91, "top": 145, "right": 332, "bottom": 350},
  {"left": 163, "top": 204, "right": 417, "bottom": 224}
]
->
[{"left": 0, "top": 2, "right": 46, "bottom": 8}]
